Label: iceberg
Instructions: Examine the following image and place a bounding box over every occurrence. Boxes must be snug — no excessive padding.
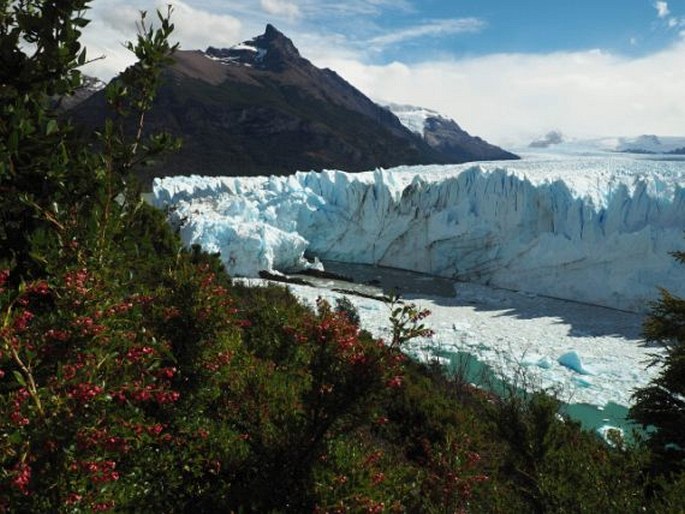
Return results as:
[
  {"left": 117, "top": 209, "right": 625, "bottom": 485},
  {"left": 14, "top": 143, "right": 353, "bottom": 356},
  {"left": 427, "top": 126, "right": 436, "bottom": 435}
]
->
[
  {"left": 152, "top": 153, "right": 685, "bottom": 312},
  {"left": 558, "top": 351, "right": 593, "bottom": 375}
]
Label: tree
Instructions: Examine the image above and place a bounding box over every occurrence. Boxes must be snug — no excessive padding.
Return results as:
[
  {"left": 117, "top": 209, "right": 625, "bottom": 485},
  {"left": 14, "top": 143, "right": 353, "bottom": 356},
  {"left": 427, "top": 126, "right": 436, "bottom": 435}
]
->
[
  {"left": 0, "top": 0, "right": 178, "bottom": 280},
  {"left": 630, "top": 249, "right": 685, "bottom": 474}
]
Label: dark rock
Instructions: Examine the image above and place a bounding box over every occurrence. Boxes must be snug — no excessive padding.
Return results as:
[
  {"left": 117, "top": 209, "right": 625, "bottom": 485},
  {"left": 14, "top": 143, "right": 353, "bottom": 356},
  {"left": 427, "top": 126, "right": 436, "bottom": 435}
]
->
[{"left": 423, "top": 115, "right": 519, "bottom": 161}]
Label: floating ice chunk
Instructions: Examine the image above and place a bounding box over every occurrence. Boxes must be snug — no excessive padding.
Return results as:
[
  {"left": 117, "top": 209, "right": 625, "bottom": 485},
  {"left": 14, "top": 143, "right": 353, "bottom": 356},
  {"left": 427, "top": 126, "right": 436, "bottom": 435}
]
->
[
  {"left": 572, "top": 376, "right": 593, "bottom": 388},
  {"left": 536, "top": 357, "right": 553, "bottom": 370},
  {"left": 558, "top": 351, "right": 593, "bottom": 375}
]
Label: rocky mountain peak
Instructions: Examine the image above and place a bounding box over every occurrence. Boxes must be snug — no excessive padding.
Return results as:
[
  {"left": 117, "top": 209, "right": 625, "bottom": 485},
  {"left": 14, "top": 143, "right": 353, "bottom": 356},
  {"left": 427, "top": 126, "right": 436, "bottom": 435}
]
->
[
  {"left": 206, "top": 24, "right": 302, "bottom": 71},
  {"left": 70, "top": 25, "right": 518, "bottom": 185}
]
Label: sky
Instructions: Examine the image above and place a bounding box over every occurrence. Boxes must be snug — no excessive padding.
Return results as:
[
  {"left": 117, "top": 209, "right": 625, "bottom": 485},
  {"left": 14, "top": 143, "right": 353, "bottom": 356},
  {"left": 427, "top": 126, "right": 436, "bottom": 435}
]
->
[{"left": 81, "top": 0, "right": 685, "bottom": 146}]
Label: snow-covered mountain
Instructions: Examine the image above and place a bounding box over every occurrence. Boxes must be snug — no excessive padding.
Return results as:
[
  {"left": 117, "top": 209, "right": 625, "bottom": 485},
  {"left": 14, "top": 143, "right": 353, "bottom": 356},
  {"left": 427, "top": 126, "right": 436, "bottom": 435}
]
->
[
  {"left": 385, "top": 103, "right": 442, "bottom": 135},
  {"left": 152, "top": 154, "right": 685, "bottom": 313},
  {"left": 53, "top": 75, "right": 105, "bottom": 111},
  {"left": 385, "top": 103, "right": 519, "bottom": 162}
]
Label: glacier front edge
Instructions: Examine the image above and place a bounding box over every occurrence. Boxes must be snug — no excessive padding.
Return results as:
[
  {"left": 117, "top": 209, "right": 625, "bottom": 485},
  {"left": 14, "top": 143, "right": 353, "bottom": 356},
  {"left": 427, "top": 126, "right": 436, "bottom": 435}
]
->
[{"left": 152, "top": 156, "right": 685, "bottom": 312}]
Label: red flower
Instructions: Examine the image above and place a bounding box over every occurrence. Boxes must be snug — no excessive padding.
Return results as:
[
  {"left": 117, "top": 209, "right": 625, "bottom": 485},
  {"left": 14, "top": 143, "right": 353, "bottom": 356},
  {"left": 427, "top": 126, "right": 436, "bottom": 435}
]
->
[
  {"left": 11, "top": 462, "right": 31, "bottom": 495},
  {"left": 13, "top": 310, "right": 34, "bottom": 331},
  {"left": 67, "top": 382, "right": 104, "bottom": 403},
  {"left": 386, "top": 375, "right": 404, "bottom": 389}
]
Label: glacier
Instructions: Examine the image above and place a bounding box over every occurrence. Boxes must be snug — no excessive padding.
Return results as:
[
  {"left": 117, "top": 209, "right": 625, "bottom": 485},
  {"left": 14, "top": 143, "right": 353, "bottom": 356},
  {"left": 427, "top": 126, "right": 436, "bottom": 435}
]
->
[{"left": 152, "top": 151, "right": 685, "bottom": 313}]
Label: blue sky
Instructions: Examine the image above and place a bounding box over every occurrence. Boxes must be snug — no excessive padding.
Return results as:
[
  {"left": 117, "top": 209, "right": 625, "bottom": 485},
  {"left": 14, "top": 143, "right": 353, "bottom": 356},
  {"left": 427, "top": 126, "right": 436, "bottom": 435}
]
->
[
  {"left": 191, "top": 0, "right": 684, "bottom": 59},
  {"left": 83, "top": 1, "right": 685, "bottom": 144}
]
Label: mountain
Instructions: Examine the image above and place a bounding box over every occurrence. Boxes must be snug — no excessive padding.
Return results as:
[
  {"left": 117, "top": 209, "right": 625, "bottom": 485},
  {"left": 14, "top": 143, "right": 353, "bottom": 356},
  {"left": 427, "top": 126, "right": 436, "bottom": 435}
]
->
[
  {"left": 614, "top": 134, "right": 685, "bottom": 154},
  {"left": 70, "top": 25, "right": 517, "bottom": 185},
  {"left": 53, "top": 75, "right": 106, "bottom": 111},
  {"left": 386, "top": 103, "right": 519, "bottom": 162},
  {"left": 528, "top": 130, "right": 564, "bottom": 148}
]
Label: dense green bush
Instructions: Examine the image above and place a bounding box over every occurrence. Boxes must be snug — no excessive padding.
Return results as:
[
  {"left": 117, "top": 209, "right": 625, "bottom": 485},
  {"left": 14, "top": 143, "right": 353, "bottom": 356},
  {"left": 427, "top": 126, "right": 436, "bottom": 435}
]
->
[{"left": 630, "top": 249, "right": 685, "bottom": 476}]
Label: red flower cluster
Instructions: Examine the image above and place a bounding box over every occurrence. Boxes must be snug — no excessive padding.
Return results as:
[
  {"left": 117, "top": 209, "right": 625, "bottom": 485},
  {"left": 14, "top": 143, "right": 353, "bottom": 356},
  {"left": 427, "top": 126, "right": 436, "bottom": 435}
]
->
[
  {"left": 77, "top": 428, "right": 130, "bottom": 453},
  {"left": 72, "top": 315, "right": 105, "bottom": 337},
  {"left": 67, "top": 382, "right": 104, "bottom": 403},
  {"left": 63, "top": 268, "right": 91, "bottom": 297},
  {"left": 25, "top": 281, "right": 50, "bottom": 296},
  {"left": 124, "top": 345, "right": 156, "bottom": 363},
  {"left": 9, "top": 388, "right": 31, "bottom": 427},
  {"left": 13, "top": 310, "right": 34, "bottom": 332},
  {"left": 11, "top": 462, "right": 31, "bottom": 495},
  {"left": 76, "top": 460, "right": 120, "bottom": 484},
  {"left": 90, "top": 500, "right": 115, "bottom": 512},
  {"left": 112, "top": 382, "right": 180, "bottom": 405}
]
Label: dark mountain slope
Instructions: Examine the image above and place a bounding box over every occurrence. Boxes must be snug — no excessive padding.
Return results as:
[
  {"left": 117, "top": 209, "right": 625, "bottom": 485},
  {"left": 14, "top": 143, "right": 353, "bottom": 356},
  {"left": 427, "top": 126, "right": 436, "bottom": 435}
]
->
[
  {"left": 385, "top": 103, "right": 519, "bottom": 162},
  {"left": 71, "top": 25, "right": 516, "bottom": 185},
  {"left": 423, "top": 116, "right": 518, "bottom": 162}
]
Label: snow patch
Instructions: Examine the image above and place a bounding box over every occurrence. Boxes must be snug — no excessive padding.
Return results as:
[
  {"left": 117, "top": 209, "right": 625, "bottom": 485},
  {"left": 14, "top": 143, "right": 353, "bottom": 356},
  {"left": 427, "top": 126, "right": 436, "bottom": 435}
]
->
[{"left": 384, "top": 103, "right": 441, "bottom": 135}]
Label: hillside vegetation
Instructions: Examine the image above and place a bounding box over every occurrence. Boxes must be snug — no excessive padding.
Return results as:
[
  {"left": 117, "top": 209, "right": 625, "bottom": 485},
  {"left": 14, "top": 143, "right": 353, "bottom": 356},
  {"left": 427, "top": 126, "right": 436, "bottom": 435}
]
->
[{"left": 1, "top": 3, "right": 684, "bottom": 512}]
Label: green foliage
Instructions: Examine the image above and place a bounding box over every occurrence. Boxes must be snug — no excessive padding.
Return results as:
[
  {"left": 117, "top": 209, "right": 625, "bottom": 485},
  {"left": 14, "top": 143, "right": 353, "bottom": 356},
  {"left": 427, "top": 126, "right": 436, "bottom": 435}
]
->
[
  {"left": 335, "top": 296, "right": 360, "bottom": 326},
  {"left": 0, "top": 1, "right": 108, "bottom": 276},
  {"left": 475, "top": 391, "right": 650, "bottom": 513},
  {"left": 630, "top": 248, "right": 685, "bottom": 475},
  {"left": 388, "top": 294, "right": 434, "bottom": 349}
]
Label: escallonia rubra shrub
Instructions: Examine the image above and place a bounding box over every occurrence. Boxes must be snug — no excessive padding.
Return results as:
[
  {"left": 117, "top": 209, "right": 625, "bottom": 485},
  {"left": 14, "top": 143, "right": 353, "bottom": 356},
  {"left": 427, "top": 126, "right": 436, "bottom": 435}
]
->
[{"left": 0, "top": 265, "right": 182, "bottom": 512}]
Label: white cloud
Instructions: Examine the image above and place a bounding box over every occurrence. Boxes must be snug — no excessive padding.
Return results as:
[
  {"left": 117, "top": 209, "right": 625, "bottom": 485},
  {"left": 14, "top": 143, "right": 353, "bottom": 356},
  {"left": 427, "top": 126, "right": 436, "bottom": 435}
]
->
[
  {"left": 77, "top": 1, "right": 685, "bottom": 146},
  {"left": 81, "top": 0, "right": 242, "bottom": 79},
  {"left": 167, "top": 1, "right": 242, "bottom": 48},
  {"left": 311, "top": 42, "right": 685, "bottom": 146},
  {"left": 655, "top": 1, "right": 670, "bottom": 18},
  {"left": 300, "top": 0, "right": 414, "bottom": 17},
  {"left": 368, "top": 18, "right": 486, "bottom": 47},
  {"left": 260, "top": 0, "right": 300, "bottom": 20}
]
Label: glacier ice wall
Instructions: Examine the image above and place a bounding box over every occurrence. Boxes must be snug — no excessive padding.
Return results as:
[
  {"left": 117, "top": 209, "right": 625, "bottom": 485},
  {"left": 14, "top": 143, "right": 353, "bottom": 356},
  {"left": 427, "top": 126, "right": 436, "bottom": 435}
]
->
[{"left": 152, "top": 157, "right": 685, "bottom": 312}]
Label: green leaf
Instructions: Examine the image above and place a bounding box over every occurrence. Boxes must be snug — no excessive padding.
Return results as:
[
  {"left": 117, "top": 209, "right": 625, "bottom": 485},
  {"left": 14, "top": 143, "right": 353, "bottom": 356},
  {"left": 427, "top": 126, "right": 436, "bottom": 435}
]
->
[
  {"left": 46, "top": 119, "right": 58, "bottom": 136},
  {"left": 8, "top": 431, "right": 23, "bottom": 446},
  {"left": 13, "top": 370, "right": 27, "bottom": 387}
]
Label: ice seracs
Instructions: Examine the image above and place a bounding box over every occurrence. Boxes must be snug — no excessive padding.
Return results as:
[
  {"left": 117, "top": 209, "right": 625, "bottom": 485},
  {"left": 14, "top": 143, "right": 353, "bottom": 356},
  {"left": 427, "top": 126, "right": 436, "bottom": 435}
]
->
[{"left": 153, "top": 153, "right": 685, "bottom": 313}]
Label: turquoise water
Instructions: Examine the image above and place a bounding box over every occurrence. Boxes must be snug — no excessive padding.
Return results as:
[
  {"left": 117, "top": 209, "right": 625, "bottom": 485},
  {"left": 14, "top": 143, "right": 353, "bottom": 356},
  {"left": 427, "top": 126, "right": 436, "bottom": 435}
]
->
[
  {"left": 298, "top": 261, "right": 644, "bottom": 443},
  {"left": 436, "top": 349, "right": 640, "bottom": 442}
]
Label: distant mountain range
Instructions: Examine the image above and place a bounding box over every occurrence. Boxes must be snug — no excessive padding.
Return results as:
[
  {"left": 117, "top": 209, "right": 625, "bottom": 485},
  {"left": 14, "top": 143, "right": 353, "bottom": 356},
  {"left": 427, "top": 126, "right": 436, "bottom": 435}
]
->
[
  {"left": 526, "top": 131, "right": 685, "bottom": 155},
  {"left": 69, "top": 25, "right": 518, "bottom": 185},
  {"left": 612, "top": 135, "right": 685, "bottom": 155}
]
